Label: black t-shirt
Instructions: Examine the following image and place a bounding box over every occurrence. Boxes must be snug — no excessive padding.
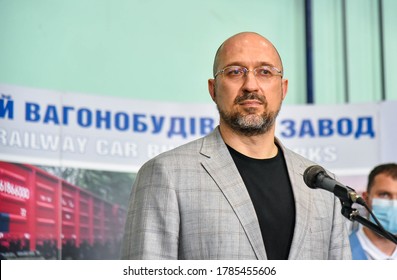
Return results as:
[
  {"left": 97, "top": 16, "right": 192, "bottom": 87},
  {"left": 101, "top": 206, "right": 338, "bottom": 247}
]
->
[{"left": 227, "top": 144, "right": 296, "bottom": 260}]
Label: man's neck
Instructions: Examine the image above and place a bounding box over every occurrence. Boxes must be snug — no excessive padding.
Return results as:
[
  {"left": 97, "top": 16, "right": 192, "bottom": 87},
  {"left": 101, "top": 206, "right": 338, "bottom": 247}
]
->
[
  {"left": 218, "top": 124, "right": 278, "bottom": 159},
  {"left": 363, "top": 226, "right": 397, "bottom": 256}
]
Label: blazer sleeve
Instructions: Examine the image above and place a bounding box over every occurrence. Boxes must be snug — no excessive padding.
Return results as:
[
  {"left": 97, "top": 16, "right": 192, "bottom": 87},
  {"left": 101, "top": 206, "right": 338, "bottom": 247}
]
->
[{"left": 121, "top": 159, "right": 180, "bottom": 259}]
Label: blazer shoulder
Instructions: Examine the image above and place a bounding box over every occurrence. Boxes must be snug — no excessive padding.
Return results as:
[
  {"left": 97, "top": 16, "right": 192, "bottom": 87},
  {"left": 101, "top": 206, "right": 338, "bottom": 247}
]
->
[
  {"left": 145, "top": 128, "right": 221, "bottom": 164},
  {"left": 138, "top": 135, "right": 207, "bottom": 172}
]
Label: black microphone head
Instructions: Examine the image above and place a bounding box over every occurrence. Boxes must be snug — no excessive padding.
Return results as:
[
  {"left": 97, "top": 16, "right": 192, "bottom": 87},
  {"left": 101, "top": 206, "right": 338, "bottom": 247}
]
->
[{"left": 303, "top": 165, "right": 326, "bottom": 189}]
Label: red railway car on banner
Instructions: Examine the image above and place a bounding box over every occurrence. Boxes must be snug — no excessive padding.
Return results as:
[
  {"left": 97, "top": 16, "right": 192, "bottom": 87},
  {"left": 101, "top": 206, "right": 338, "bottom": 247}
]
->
[{"left": 0, "top": 161, "right": 126, "bottom": 259}]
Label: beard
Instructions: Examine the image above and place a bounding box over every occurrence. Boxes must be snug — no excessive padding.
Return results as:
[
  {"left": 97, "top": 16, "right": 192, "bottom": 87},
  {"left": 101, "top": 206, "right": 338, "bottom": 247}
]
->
[{"left": 217, "top": 92, "right": 281, "bottom": 136}]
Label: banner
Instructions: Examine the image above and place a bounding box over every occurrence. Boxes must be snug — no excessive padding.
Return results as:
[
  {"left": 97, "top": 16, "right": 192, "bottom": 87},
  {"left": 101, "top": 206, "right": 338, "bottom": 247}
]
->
[
  {"left": 1, "top": 84, "right": 395, "bottom": 259},
  {"left": 1, "top": 84, "right": 387, "bottom": 175},
  {"left": 0, "top": 84, "right": 218, "bottom": 172}
]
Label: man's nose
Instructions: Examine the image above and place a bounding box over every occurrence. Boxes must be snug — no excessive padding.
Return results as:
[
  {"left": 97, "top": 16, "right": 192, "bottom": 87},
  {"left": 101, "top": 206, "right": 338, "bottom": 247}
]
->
[{"left": 241, "top": 71, "right": 260, "bottom": 92}]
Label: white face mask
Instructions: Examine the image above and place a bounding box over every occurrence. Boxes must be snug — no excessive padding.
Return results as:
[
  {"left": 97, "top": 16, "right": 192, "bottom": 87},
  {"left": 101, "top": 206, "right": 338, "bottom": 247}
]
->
[{"left": 369, "top": 198, "right": 397, "bottom": 234}]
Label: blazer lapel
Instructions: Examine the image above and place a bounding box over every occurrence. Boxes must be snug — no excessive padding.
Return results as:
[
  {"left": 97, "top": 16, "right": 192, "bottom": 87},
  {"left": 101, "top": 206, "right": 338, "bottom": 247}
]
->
[{"left": 199, "top": 128, "right": 267, "bottom": 260}]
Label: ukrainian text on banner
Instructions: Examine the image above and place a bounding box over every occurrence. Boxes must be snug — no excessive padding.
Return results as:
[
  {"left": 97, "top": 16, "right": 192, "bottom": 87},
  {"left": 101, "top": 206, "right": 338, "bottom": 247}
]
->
[
  {"left": 277, "top": 103, "right": 380, "bottom": 174},
  {"left": 0, "top": 84, "right": 385, "bottom": 175},
  {"left": 0, "top": 84, "right": 218, "bottom": 172}
]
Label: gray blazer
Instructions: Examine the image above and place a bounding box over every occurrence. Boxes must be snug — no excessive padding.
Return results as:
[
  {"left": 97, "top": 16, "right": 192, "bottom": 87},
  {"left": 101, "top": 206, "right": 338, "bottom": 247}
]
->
[{"left": 121, "top": 127, "right": 352, "bottom": 259}]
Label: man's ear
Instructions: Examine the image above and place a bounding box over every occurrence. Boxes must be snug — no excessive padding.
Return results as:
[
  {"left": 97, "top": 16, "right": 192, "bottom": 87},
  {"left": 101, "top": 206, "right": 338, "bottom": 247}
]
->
[
  {"left": 208, "top": 79, "right": 216, "bottom": 101},
  {"left": 362, "top": 191, "right": 369, "bottom": 205},
  {"left": 281, "top": 78, "right": 288, "bottom": 100}
]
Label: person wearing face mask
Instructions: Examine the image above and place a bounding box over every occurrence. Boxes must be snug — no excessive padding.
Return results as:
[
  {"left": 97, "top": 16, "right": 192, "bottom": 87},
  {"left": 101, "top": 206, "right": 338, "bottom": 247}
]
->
[{"left": 349, "top": 163, "right": 397, "bottom": 260}]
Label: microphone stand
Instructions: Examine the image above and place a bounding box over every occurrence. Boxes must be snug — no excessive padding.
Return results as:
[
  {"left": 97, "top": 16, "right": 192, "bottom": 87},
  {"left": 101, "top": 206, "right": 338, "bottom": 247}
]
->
[{"left": 339, "top": 199, "right": 397, "bottom": 244}]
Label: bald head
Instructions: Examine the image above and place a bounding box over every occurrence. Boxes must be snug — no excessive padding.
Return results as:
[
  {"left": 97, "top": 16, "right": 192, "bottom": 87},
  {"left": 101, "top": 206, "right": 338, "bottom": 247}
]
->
[{"left": 212, "top": 32, "right": 283, "bottom": 77}]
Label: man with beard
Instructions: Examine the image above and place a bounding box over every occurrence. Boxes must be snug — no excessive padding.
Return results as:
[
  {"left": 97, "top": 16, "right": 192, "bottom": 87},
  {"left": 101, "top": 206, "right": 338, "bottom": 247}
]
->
[{"left": 121, "top": 32, "right": 351, "bottom": 260}]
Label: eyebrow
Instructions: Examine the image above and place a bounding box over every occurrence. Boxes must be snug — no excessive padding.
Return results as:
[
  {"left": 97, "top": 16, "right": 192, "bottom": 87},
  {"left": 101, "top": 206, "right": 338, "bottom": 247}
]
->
[
  {"left": 222, "top": 61, "right": 278, "bottom": 69},
  {"left": 223, "top": 61, "right": 279, "bottom": 68},
  {"left": 373, "top": 188, "right": 396, "bottom": 195}
]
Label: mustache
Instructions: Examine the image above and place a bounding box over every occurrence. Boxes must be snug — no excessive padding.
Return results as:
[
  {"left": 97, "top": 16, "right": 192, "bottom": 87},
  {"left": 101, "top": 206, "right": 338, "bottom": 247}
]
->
[{"left": 234, "top": 92, "right": 266, "bottom": 105}]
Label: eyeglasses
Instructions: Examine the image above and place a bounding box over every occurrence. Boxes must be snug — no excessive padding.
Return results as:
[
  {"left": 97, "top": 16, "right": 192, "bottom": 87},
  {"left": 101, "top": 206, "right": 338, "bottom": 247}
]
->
[{"left": 214, "top": 65, "right": 283, "bottom": 81}]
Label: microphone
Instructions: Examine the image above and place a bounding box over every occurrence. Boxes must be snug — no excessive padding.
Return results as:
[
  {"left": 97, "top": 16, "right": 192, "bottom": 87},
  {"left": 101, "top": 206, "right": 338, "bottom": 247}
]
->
[{"left": 303, "top": 165, "right": 365, "bottom": 205}]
